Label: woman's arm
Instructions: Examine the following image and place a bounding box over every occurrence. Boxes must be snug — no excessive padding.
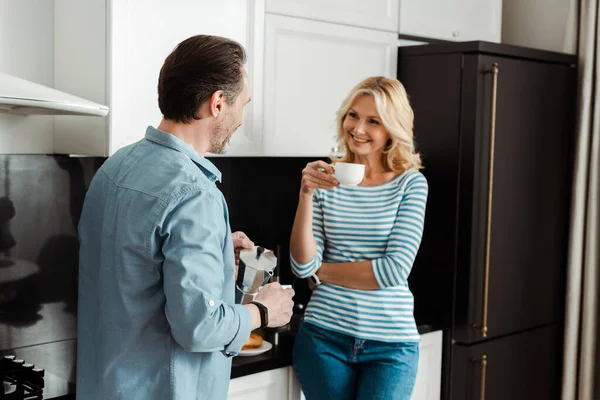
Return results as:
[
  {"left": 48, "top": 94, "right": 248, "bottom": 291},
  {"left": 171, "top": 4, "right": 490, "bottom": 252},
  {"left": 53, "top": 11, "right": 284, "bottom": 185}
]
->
[
  {"left": 290, "top": 193, "right": 317, "bottom": 265},
  {"left": 290, "top": 161, "right": 338, "bottom": 277},
  {"left": 316, "top": 173, "right": 429, "bottom": 290},
  {"left": 317, "top": 261, "right": 379, "bottom": 290}
]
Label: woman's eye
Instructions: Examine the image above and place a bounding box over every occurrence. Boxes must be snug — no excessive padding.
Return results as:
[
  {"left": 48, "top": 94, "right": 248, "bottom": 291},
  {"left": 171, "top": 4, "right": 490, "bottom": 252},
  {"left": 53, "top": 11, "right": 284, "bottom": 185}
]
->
[
  {"left": 369, "top": 119, "right": 380, "bottom": 125},
  {"left": 348, "top": 112, "right": 357, "bottom": 119}
]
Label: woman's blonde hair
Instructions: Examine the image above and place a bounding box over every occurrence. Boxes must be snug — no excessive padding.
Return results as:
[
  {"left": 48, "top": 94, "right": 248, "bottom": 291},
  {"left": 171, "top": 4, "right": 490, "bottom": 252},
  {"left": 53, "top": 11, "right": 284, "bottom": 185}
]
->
[{"left": 332, "top": 76, "right": 422, "bottom": 172}]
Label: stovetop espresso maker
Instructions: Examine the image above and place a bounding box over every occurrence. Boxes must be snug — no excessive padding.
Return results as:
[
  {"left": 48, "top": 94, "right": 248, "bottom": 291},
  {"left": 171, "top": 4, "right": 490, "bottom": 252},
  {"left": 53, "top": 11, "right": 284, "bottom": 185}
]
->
[{"left": 235, "top": 246, "right": 277, "bottom": 304}]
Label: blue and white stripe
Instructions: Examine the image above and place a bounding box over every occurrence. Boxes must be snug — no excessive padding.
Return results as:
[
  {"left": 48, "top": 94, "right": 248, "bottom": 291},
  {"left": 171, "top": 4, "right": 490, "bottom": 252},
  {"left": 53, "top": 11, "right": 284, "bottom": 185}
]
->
[{"left": 291, "top": 169, "right": 428, "bottom": 342}]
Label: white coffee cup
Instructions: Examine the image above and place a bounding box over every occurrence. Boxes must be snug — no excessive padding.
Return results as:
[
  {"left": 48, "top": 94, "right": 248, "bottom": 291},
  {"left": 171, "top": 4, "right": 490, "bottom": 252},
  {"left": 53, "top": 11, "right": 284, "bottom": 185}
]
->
[{"left": 333, "top": 162, "right": 365, "bottom": 186}]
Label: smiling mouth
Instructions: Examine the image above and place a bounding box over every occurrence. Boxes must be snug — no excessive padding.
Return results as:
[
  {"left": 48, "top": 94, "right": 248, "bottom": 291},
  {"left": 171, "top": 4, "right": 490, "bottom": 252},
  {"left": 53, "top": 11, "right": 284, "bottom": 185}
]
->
[{"left": 350, "top": 133, "right": 371, "bottom": 144}]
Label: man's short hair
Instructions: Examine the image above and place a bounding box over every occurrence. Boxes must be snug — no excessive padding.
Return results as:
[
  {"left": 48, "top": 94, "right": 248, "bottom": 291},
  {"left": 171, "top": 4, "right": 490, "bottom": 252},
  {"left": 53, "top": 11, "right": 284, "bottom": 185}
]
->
[{"left": 158, "top": 35, "right": 246, "bottom": 123}]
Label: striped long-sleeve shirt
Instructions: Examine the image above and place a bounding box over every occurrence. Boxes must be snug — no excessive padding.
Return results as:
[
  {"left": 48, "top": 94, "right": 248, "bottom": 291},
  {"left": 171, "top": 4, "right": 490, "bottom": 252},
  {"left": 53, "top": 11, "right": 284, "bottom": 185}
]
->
[{"left": 291, "top": 169, "right": 428, "bottom": 342}]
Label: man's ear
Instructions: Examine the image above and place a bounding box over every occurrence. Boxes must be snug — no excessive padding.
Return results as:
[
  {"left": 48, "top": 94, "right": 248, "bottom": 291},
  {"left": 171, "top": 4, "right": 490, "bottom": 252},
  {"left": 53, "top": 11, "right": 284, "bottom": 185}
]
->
[{"left": 209, "top": 90, "right": 225, "bottom": 118}]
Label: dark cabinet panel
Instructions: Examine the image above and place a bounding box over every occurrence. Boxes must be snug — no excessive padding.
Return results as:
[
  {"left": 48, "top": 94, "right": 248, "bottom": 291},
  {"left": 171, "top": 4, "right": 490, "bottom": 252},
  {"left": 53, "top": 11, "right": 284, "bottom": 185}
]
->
[
  {"left": 400, "top": 53, "right": 463, "bottom": 330},
  {"left": 455, "top": 55, "right": 574, "bottom": 343},
  {"left": 451, "top": 324, "right": 561, "bottom": 400}
]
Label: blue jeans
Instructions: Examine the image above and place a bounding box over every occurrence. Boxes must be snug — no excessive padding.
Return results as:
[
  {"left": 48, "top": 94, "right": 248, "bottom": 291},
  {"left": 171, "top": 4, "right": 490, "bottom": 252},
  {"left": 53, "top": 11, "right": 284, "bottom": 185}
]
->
[{"left": 293, "top": 322, "right": 419, "bottom": 400}]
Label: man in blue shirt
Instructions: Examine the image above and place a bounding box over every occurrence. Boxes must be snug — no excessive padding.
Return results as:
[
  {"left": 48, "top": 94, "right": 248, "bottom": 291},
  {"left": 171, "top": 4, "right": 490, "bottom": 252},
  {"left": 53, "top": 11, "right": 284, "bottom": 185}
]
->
[{"left": 77, "top": 35, "right": 295, "bottom": 400}]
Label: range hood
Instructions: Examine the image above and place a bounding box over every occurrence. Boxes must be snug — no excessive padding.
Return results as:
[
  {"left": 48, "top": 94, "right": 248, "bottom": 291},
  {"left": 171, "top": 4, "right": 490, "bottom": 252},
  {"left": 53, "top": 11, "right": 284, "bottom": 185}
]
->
[{"left": 0, "top": 72, "right": 109, "bottom": 117}]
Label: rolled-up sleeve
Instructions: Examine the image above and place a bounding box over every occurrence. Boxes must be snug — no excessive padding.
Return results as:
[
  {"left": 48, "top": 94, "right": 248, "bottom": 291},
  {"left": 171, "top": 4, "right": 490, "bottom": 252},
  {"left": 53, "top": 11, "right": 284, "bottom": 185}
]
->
[{"left": 159, "top": 188, "right": 251, "bottom": 356}]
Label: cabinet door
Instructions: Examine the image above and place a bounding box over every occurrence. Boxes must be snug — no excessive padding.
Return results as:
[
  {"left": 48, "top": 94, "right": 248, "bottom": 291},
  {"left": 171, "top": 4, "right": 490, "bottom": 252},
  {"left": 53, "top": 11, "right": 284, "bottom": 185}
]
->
[
  {"left": 266, "top": 0, "right": 399, "bottom": 32},
  {"left": 454, "top": 55, "right": 575, "bottom": 342},
  {"left": 288, "top": 366, "right": 306, "bottom": 400},
  {"left": 411, "top": 331, "right": 443, "bottom": 400},
  {"left": 451, "top": 325, "right": 560, "bottom": 400},
  {"left": 398, "top": 0, "right": 502, "bottom": 42},
  {"left": 228, "top": 367, "right": 289, "bottom": 400},
  {"left": 262, "top": 14, "right": 397, "bottom": 156},
  {"left": 53, "top": 0, "right": 109, "bottom": 156},
  {"left": 54, "top": 0, "right": 259, "bottom": 156}
]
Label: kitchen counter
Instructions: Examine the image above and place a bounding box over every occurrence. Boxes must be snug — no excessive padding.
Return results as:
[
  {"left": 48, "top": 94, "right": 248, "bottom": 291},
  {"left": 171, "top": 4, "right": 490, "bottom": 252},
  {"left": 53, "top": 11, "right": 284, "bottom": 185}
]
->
[{"left": 231, "top": 315, "right": 433, "bottom": 379}]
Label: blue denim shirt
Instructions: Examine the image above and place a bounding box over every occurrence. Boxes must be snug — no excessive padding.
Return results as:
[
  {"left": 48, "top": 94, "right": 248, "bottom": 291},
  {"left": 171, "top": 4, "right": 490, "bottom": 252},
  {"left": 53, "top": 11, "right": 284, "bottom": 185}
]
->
[{"left": 77, "top": 126, "right": 252, "bottom": 400}]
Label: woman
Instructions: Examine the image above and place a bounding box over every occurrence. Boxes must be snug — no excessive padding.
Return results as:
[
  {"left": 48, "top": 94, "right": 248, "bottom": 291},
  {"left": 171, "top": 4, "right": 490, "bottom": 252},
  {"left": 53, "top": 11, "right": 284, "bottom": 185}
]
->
[{"left": 290, "top": 76, "right": 428, "bottom": 400}]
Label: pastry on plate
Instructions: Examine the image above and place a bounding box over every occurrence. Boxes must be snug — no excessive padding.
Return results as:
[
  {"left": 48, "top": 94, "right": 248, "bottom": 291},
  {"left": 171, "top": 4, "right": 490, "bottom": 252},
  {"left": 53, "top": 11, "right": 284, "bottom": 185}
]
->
[{"left": 242, "top": 332, "right": 263, "bottom": 350}]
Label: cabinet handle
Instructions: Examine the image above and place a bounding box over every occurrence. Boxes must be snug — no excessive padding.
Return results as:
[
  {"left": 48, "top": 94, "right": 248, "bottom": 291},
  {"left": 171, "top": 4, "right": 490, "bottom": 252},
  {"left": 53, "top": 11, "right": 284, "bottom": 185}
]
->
[
  {"left": 474, "top": 63, "right": 499, "bottom": 338},
  {"left": 479, "top": 355, "right": 488, "bottom": 400}
]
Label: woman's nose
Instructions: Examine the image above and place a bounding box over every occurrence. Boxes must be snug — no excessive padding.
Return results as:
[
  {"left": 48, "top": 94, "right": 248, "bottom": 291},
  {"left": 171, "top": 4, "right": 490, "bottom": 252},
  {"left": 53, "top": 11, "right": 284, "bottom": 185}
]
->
[{"left": 355, "top": 120, "right": 367, "bottom": 134}]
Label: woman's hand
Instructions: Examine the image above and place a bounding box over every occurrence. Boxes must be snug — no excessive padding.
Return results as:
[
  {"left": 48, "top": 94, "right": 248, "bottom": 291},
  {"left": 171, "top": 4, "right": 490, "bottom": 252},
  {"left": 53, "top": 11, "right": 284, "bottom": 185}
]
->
[
  {"left": 232, "top": 231, "right": 254, "bottom": 265},
  {"left": 300, "top": 161, "right": 339, "bottom": 196}
]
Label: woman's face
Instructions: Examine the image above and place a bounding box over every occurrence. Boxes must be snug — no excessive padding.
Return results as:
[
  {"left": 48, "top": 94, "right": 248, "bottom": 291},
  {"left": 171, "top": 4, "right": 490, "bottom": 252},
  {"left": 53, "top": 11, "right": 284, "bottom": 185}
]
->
[{"left": 342, "top": 95, "right": 390, "bottom": 158}]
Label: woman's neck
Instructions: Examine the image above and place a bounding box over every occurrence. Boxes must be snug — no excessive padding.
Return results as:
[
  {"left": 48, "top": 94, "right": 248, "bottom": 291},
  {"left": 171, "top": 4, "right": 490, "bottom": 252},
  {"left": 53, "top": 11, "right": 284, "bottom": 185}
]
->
[
  {"left": 354, "top": 153, "right": 387, "bottom": 175},
  {"left": 354, "top": 154, "right": 396, "bottom": 186}
]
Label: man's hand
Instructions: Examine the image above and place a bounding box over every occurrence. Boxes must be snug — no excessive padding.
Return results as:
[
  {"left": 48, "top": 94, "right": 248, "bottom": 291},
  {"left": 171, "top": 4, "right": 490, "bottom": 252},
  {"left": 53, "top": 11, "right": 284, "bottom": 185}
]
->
[
  {"left": 253, "top": 282, "right": 295, "bottom": 328},
  {"left": 232, "top": 231, "right": 254, "bottom": 265}
]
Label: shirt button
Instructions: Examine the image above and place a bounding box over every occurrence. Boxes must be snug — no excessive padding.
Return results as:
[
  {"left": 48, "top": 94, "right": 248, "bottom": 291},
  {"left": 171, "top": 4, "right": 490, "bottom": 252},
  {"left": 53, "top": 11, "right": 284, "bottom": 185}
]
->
[{"left": 208, "top": 300, "right": 215, "bottom": 307}]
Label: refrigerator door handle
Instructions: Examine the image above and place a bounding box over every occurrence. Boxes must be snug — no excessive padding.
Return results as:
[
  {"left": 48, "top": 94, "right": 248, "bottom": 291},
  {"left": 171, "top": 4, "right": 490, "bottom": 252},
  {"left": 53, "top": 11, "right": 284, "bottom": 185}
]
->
[
  {"left": 480, "top": 354, "right": 488, "bottom": 400},
  {"left": 473, "top": 63, "right": 499, "bottom": 339}
]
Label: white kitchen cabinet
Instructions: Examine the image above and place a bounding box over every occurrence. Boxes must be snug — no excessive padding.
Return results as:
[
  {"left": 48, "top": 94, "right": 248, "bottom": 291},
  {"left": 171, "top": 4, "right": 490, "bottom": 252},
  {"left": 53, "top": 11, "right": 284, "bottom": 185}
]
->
[
  {"left": 228, "top": 366, "right": 289, "bottom": 400},
  {"left": 53, "top": 0, "right": 262, "bottom": 157},
  {"left": 261, "top": 14, "right": 398, "bottom": 157},
  {"left": 266, "top": 0, "right": 399, "bottom": 33},
  {"left": 288, "top": 366, "right": 305, "bottom": 400},
  {"left": 399, "top": 0, "right": 502, "bottom": 42},
  {"left": 411, "top": 330, "right": 443, "bottom": 400}
]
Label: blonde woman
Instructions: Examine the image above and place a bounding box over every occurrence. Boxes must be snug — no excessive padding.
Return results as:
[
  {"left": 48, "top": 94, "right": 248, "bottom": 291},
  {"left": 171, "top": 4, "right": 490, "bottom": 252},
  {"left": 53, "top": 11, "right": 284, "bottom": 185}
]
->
[{"left": 290, "top": 76, "right": 428, "bottom": 400}]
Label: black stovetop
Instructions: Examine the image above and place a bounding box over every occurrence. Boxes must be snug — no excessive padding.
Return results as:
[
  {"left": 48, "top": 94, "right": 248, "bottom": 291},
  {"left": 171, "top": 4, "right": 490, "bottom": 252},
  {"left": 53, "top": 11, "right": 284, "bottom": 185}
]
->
[{"left": 0, "top": 356, "right": 44, "bottom": 400}]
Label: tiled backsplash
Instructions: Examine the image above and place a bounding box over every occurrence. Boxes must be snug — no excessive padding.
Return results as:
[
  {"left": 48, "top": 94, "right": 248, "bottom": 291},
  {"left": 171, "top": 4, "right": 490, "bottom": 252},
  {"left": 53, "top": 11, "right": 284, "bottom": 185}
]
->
[
  {"left": 213, "top": 157, "right": 320, "bottom": 308},
  {"left": 212, "top": 157, "right": 320, "bottom": 285},
  {"left": 0, "top": 155, "right": 104, "bottom": 398}
]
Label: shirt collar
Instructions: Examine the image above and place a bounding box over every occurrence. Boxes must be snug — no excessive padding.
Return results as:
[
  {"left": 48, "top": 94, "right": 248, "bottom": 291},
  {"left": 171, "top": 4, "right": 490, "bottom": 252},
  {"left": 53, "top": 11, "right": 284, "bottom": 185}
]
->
[{"left": 144, "top": 126, "right": 222, "bottom": 183}]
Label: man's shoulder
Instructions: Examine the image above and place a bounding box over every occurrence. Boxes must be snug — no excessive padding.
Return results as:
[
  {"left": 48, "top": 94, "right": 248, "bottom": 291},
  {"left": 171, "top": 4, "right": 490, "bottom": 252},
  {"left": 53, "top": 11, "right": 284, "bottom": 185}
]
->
[{"left": 100, "top": 139, "right": 215, "bottom": 203}]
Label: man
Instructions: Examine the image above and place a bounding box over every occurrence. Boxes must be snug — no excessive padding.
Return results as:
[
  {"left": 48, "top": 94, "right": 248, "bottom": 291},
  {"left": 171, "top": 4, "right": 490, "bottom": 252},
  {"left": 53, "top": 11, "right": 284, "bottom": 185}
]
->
[{"left": 77, "top": 35, "right": 295, "bottom": 400}]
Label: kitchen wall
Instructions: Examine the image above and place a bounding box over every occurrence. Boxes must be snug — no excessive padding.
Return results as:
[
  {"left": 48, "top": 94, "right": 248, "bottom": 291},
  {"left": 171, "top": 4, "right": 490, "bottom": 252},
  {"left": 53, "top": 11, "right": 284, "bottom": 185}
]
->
[
  {"left": 0, "top": 153, "right": 318, "bottom": 398},
  {"left": 502, "top": 0, "right": 578, "bottom": 54}
]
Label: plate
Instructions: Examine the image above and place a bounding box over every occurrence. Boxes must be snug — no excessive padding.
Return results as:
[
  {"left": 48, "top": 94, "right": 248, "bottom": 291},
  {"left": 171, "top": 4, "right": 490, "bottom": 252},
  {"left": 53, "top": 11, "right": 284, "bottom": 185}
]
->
[{"left": 238, "top": 340, "right": 273, "bottom": 357}]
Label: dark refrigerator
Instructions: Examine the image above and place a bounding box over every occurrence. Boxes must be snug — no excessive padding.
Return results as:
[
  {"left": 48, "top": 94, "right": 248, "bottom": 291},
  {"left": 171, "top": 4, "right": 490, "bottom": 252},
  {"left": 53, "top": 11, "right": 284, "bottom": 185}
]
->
[{"left": 400, "top": 42, "right": 577, "bottom": 399}]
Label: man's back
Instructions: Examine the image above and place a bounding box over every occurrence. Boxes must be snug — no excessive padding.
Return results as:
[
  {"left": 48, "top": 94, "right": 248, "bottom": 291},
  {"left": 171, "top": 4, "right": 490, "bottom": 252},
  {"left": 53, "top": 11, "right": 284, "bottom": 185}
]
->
[{"left": 77, "top": 127, "right": 249, "bottom": 400}]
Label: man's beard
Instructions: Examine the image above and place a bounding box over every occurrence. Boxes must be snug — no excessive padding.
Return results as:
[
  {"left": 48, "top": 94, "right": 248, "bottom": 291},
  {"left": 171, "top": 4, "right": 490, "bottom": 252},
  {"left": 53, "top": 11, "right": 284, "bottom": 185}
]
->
[{"left": 209, "top": 120, "right": 237, "bottom": 154}]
